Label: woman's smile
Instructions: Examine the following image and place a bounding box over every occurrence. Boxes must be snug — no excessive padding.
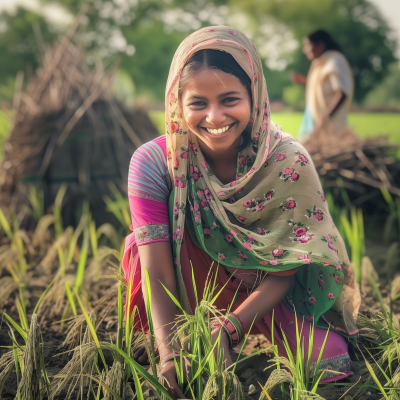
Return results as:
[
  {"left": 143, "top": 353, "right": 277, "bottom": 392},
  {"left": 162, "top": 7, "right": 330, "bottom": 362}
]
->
[{"left": 201, "top": 122, "right": 236, "bottom": 136}]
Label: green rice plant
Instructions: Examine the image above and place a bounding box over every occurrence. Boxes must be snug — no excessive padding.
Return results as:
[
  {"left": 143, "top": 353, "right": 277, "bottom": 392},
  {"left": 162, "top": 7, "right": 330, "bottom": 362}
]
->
[
  {"left": 158, "top": 266, "right": 267, "bottom": 400},
  {"left": 21, "top": 185, "right": 44, "bottom": 222},
  {"left": 14, "top": 314, "right": 50, "bottom": 400},
  {"left": 356, "top": 309, "right": 400, "bottom": 400},
  {"left": 103, "top": 182, "right": 131, "bottom": 233},
  {"left": 340, "top": 206, "right": 365, "bottom": 286},
  {"left": 259, "top": 315, "right": 333, "bottom": 400},
  {"left": 96, "top": 223, "right": 122, "bottom": 249},
  {"left": 381, "top": 187, "right": 400, "bottom": 244},
  {"left": 0, "top": 279, "right": 54, "bottom": 399},
  {"left": 53, "top": 184, "right": 68, "bottom": 239}
]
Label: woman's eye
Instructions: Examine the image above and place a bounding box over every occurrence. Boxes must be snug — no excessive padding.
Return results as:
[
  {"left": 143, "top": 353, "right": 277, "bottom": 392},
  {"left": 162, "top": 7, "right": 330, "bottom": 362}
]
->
[
  {"left": 190, "top": 101, "right": 206, "bottom": 107},
  {"left": 223, "top": 97, "right": 240, "bottom": 104}
]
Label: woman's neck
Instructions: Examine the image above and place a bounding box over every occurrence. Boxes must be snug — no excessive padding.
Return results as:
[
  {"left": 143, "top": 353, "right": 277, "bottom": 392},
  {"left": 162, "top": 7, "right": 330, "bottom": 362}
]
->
[{"left": 198, "top": 137, "right": 241, "bottom": 184}]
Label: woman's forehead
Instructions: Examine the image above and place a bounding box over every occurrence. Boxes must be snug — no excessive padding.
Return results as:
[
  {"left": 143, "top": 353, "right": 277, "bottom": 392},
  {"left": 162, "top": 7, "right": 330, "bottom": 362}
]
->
[{"left": 182, "top": 68, "right": 246, "bottom": 97}]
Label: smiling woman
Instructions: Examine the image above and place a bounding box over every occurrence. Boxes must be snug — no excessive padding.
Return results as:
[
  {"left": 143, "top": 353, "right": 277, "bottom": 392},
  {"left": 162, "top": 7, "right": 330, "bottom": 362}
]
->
[{"left": 122, "top": 26, "right": 360, "bottom": 398}]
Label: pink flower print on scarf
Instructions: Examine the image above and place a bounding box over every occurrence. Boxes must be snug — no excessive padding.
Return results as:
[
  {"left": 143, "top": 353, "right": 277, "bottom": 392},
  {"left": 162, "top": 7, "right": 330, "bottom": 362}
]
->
[
  {"left": 279, "top": 167, "right": 300, "bottom": 183},
  {"left": 305, "top": 205, "right": 324, "bottom": 221},
  {"left": 275, "top": 153, "right": 287, "bottom": 162},
  {"left": 272, "top": 248, "right": 284, "bottom": 257},
  {"left": 257, "top": 228, "right": 269, "bottom": 235},
  {"left": 299, "top": 254, "right": 311, "bottom": 264},
  {"left": 218, "top": 253, "right": 226, "bottom": 261},
  {"left": 321, "top": 234, "right": 338, "bottom": 254},
  {"left": 201, "top": 200, "right": 209, "bottom": 210},
  {"left": 171, "top": 122, "right": 179, "bottom": 132},
  {"left": 280, "top": 197, "right": 296, "bottom": 211},
  {"left": 264, "top": 189, "right": 274, "bottom": 201},
  {"left": 204, "top": 188, "right": 213, "bottom": 201},
  {"left": 318, "top": 190, "right": 326, "bottom": 202},
  {"left": 174, "top": 174, "right": 187, "bottom": 188},
  {"left": 238, "top": 251, "right": 248, "bottom": 259},
  {"left": 318, "top": 273, "right": 324, "bottom": 288},
  {"left": 292, "top": 151, "right": 309, "bottom": 166},
  {"left": 173, "top": 226, "right": 182, "bottom": 240}
]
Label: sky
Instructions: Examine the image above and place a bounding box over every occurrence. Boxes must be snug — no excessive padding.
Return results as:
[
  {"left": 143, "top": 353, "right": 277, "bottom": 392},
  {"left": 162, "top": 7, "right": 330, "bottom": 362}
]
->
[{"left": 0, "top": 0, "right": 399, "bottom": 56}]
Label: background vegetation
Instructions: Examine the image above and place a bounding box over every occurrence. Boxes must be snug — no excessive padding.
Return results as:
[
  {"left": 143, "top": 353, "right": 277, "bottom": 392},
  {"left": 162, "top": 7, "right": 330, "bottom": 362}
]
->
[{"left": 0, "top": 0, "right": 399, "bottom": 106}]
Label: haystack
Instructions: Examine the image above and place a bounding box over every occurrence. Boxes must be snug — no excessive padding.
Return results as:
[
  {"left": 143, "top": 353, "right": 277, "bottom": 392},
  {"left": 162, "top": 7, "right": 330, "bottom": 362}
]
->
[
  {"left": 0, "top": 39, "right": 159, "bottom": 228},
  {"left": 303, "top": 132, "right": 400, "bottom": 210}
]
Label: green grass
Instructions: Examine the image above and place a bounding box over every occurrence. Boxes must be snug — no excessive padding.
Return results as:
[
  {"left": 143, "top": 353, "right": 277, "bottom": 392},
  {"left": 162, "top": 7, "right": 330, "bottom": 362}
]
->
[{"left": 149, "top": 111, "right": 400, "bottom": 142}]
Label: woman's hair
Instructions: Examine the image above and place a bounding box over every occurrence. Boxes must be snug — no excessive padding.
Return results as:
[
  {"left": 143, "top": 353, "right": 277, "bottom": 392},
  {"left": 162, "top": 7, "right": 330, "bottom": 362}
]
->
[
  {"left": 178, "top": 49, "right": 253, "bottom": 151},
  {"left": 307, "top": 29, "right": 341, "bottom": 52}
]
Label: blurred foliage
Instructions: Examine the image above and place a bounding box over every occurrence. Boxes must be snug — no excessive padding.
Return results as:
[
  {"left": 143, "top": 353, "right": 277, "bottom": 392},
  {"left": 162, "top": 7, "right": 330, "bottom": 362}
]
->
[
  {"left": 364, "top": 63, "right": 400, "bottom": 107},
  {"left": 233, "top": 0, "right": 398, "bottom": 102},
  {"left": 0, "top": 0, "right": 398, "bottom": 105},
  {"left": 121, "top": 21, "right": 186, "bottom": 101},
  {"left": 0, "top": 8, "right": 59, "bottom": 101},
  {"left": 282, "top": 85, "right": 305, "bottom": 108}
]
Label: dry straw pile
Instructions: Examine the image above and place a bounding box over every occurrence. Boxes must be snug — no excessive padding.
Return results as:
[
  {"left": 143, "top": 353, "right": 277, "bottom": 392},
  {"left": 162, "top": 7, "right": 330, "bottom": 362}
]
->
[{"left": 0, "top": 8, "right": 158, "bottom": 228}]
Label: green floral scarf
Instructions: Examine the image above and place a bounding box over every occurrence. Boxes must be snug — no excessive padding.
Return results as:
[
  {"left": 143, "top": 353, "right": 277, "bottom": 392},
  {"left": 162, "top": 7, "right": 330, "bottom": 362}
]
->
[{"left": 165, "top": 26, "right": 360, "bottom": 335}]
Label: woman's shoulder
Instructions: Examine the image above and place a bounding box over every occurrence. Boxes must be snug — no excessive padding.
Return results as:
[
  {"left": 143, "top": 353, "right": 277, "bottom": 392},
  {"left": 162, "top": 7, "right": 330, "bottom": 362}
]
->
[
  {"left": 278, "top": 132, "right": 311, "bottom": 157},
  {"left": 134, "top": 135, "right": 167, "bottom": 160}
]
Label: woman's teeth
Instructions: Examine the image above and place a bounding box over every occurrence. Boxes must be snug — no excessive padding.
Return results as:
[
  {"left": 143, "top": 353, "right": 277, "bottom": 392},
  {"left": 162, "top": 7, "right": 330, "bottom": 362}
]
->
[{"left": 206, "top": 124, "right": 232, "bottom": 134}]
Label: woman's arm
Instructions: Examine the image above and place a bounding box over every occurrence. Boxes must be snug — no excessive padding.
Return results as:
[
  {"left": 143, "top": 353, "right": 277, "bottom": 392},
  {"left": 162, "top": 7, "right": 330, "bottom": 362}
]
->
[
  {"left": 234, "top": 274, "right": 294, "bottom": 329},
  {"left": 309, "top": 89, "right": 347, "bottom": 138},
  {"left": 291, "top": 71, "right": 307, "bottom": 85},
  {"left": 138, "top": 241, "right": 178, "bottom": 360},
  {"left": 212, "top": 274, "right": 294, "bottom": 368}
]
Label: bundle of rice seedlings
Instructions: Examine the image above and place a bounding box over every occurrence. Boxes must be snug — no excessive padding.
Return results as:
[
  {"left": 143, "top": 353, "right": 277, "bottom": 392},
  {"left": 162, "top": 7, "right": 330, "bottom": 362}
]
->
[
  {"left": 356, "top": 313, "right": 400, "bottom": 399},
  {"left": 51, "top": 311, "right": 104, "bottom": 399},
  {"left": 0, "top": 276, "right": 18, "bottom": 308},
  {"left": 14, "top": 314, "right": 48, "bottom": 400},
  {"left": 0, "top": 351, "right": 18, "bottom": 397},
  {"left": 103, "top": 361, "right": 125, "bottom": 400}
]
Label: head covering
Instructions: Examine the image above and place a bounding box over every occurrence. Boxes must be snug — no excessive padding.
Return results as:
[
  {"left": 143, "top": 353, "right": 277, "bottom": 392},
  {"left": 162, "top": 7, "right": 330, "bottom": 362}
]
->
[{"left": 165, "top": 26, "right": 359, "bottom": 335}]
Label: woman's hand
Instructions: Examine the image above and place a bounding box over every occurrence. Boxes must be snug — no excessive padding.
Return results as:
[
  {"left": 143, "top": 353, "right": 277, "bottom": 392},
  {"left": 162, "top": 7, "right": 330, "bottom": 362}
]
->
[
  {"left": 211, "top": 327, "right": 233, "bottom": 369},
  {"left": 160, "top": 361, "right": 185, "bottom": 399},
  {"left": 290, "top": 71, "right": 307, "bottom": 85}
]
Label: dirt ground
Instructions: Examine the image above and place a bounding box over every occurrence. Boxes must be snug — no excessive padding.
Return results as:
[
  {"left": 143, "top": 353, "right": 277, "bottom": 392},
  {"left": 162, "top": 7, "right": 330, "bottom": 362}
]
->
[{"left": 0, "top": 237, "right": 398, "bottom": 400}]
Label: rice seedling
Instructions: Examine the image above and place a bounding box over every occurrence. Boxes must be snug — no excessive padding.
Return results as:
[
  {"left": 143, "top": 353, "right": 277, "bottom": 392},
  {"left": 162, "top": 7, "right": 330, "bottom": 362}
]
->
[
  {"left": 340, "top": 206, "right": 365, "bottom": 286},
  {"left": 103, "top": 182, "right": 131, "bottom": 234},
  {"left": 259, "top": 313, "right": 332, "bottom": 400},
  {"left": 21, "top": 186, "right": 45, "bottom": 222}
]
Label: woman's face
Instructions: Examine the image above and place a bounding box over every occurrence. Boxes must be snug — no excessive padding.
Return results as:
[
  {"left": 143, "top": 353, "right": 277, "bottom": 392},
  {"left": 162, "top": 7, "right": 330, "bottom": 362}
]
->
[
  {"left": 181, "top": 67, "right": 251, "bottom": 154},
  {"left": 302, "top": 37, "right": 325, "bottom": 61}
]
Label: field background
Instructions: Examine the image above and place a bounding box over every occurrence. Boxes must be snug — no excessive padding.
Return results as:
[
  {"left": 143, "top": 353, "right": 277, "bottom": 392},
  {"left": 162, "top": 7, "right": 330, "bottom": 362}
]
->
[{"left": 149, "top": 110, "right": 400, "bottom": 141}]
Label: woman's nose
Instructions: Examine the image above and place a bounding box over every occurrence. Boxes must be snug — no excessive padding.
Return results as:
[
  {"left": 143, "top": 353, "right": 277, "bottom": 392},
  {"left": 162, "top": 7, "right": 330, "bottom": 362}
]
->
[{"left": 205, "top": 105, "right": 226, "bottom": 126}]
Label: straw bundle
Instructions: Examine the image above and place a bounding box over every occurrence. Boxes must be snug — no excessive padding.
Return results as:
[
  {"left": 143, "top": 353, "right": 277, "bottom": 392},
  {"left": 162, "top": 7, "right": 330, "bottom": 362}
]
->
[
  {"left": 0, "top": 38, "right": 159, "bottom": 228},
  {"left": 305, "top": 136, "right": 400, "bottom": 207}
]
